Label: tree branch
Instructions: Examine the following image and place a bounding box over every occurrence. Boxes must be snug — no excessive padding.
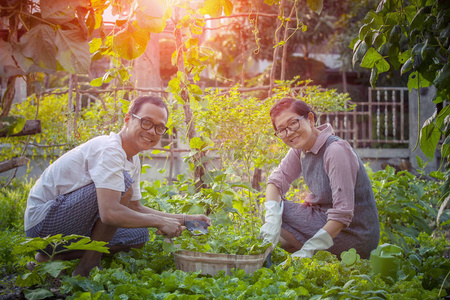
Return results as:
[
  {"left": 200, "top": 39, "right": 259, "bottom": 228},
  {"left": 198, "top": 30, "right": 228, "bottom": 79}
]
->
[
  {"left": 0, "top": 120, "right": 41, "bottom": 137},
  {"left": 205, "top": 13, "right": 279, "bottom": 21},
  {"left": 0, "top": 156, "right": 29, "bottom": 174}
]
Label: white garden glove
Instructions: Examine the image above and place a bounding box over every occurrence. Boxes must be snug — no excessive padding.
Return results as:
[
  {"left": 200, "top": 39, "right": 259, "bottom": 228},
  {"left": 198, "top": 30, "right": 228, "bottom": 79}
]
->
[
  {"left": 259, "top": 201, "right": 284, "bottom": 246},
  {"left": 291, "top": 229, "right": 333, "bottom": 259}
]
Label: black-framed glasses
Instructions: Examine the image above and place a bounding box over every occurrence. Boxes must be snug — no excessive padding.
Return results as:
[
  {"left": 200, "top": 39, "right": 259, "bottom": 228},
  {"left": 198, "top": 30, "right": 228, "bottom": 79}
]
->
[
  {"left": 131, "top": 113, "right": 168, "bottom": 135},
  {"left": 274, "top": 116, "right": 305, "bottom": 139}
]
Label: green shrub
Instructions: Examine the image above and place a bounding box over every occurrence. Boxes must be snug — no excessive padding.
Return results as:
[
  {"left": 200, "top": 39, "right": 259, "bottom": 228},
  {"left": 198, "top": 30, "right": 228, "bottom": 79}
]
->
[{"left": 0, "top": 178, "right": 33, "bottom": 231}]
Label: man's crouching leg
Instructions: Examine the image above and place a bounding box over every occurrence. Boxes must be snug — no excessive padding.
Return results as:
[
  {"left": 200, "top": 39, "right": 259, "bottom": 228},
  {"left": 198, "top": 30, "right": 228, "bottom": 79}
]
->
[{"left": 73, "top": 186, "right": 133, "bottom": 277}]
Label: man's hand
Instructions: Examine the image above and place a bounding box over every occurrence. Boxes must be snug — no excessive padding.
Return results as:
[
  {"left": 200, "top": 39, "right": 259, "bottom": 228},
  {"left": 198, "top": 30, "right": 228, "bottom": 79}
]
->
[
  {"left": 155, "top": 217, "right": 183, "bottom": 238},
  {"left": 185, "top": 214, "right": 212, "bottom": 226}
]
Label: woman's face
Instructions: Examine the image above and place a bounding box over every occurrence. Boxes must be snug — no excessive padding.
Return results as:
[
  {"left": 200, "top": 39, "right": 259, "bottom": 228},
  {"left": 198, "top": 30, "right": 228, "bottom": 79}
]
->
[{"left": 273, "top": 110, "right": 316, "bottom": 150}]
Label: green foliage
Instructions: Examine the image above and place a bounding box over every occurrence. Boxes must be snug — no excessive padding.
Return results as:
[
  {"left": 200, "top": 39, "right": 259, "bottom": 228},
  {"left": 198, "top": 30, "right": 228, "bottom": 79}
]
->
[
  {"left": 351, "top": 0, "right": 450, "bottom": 215},
  {"left": 1, "top": 92, "right": 126, "bottom": 183},
  {"left": 0, "top": 229, "right": 24, "bottom": 276},
  {"left": 0, "top": 170, "right": 449, "bottom": 298},
  {"left": 0, "top": 115, "right": 26, "bottom": 136},
  {"left": 141, "top": 169, "right": 259, "bottom": 227},
  {"left": 0, "top": 178, "right": 32, "bottom": 231},
  {"left": 13, "top": 234, "right": 109, "bottom": 293},
  {"left": 368, "top": 165, "right": 446, "bottom": 250},
  {"left": 173, "top": 224, "right": 270, "bottom": 255},
  {"left": 170, "top": 79, "right": 352, "bottom": 191}
]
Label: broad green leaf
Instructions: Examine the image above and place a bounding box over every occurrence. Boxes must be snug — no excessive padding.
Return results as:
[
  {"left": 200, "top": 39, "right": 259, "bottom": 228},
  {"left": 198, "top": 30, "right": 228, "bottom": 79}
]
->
[
  {"left": 20, "top": 24, "right": 57, "bottom": 71},
  {"left": 115, "top": 19, "right": 128, "bottom": 27},
  {"left": 24, "top": 288, "right": 53, "bottom": 300},
  {"left": 388, "top": 44, "right": 401, "bottom": 70},
  {"left": 372, "top": 32, "right": 387, "bottom": 50},
  {"left": 1, "top": 116, "right": 26, "bottom": 135},
  {"left": 370, "top": 66, "right": 379, "bottom": 88},
  {"left": 64, "top": 239, "right": 109, "bottom": 253},
  {"left": 307, "top": 0, "right": 323, "bottom": 14},
  {"left": 399, "top": 49, "right": 411, "bottom": 64},
  {"left": 91, "top": 0, "right": 108, "bottom": 9},
  {"left": 162, "top": 239, "right": 178, "bottom": 253},
  {"left": 407, "top": 71, "right": 432, "bottom": 92},
  {"left": 375, "top": 57, "right": 390, "bottom": 73},
  {"left": 0, "top": 40, "right": 23, "bottom": 76},
  {"left": 15, "top": 272, "right": 42, "bottom": 287},
  {"left": 89, "top": 37, "right": 102, "bottom": 53},
  {"left": 352, "top": 41, "right": 368, "bottom": 67},
  {"left": 442, "top": 135, "right": 450, "bottom": 158},
  {"left": 199, "top": 0, "right": 224, "bottom": 18},
  {"left": 189, "top": 84, "right": 203, "bottom": 95},
  {"left": 389, "top": 25, "right": 402, "bottom": 41},
  {"left": 41, "top": 261, "right": 67, "bottom": 278},
  {"left": 433, "top": 64, "right": 450, "bottom": 90},
  {"left": 137, "top": 0, "right": 167, "bottom": 18},
  {"left": 340, "top": 248, "right": 360, "bottom": 266},
  {"left": 188, "top": 204, "right": 204, "bottom": 214},
  {"left": 13, "top": 237, "right": 49, "bottom": 254},
  {"left": 232, "top": 199, "right": 244, "bottom": 215},
  {"left": 360, "top": 47, "right": 383, "bottom": 68},
  {"left": 437, "top": 105, "right": 450, "bottom": 129},
  {"left": 137, "top": 14, "right": 167, "bottom": 33},
  {"left": 401, "top": 57, "right": 412, "bottom": 75},
  {"left": 167, "top": 77, "right": 181, "bottom": 93},
  {"left": 430, "top": 170, "right": 445, "bottom": 180},
  {"left": 349, "top": 37, "right": 359, "bottom": 50},
  {"left": 420, "top": 114, "right": 441, "bottom": 160},
  {"left": 359, "top": 24, "right": 371, "bottom": 41},
  {"left": 416, "top": 155, "right": 424, "bottom": 169},
  {"left": 136, "top": 0, "right": 171, "bottom": 33},
  {"left": 221, "top": 0, "right": 233, "bottom": 16},
  {"left": 112, "top": 22, "right": 150, "bottom": 60},
  {"left": 410, "top": 6, "right": 428, "bottom": 32},
  {"left": 190, "top": 137, "right": 205, "bottom": 150},
  {"left": 55, "top": 29, "right": 90, "bottom": 73},
  {"left": 40, "top": 0, "right": 89, "bottom": 24},
  {"left": 86, "top": 9, "right": 96, "bottom": 35}
]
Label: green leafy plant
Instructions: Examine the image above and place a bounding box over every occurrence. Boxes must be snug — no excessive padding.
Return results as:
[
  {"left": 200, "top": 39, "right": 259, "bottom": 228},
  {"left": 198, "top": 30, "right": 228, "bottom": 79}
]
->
[
  {"left": 172, "top": 224, "right": 270, "bottom": 255},
  {"left": 351, "top": 0, "right": 450, "bottom": 224},
  {"left": 368, "top": 165, "right": 444, "bottom": 250},
  {"left": 13, "top": 234, "right": 109, "bottom": 299}
]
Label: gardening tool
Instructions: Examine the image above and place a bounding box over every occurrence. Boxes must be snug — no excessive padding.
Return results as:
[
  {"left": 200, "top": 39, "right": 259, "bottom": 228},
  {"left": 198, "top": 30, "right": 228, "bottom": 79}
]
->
[{"left": 185, "top": 220, "right": 209, "bottom": 236}]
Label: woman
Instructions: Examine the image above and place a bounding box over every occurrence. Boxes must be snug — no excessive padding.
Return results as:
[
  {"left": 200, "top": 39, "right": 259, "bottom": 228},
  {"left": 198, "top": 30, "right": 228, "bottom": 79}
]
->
[{"left": 260, "top": 98, "right": 379, "bottom": 259}]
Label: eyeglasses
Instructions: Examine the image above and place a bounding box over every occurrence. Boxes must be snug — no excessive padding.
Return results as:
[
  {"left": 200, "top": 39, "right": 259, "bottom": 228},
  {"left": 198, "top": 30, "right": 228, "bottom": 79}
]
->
[
  {"left": 274, "top": 116, "right": 305, "bottom": 139},
  {"left": 131, "top": 114, "right": 168, "bottom": 135}
]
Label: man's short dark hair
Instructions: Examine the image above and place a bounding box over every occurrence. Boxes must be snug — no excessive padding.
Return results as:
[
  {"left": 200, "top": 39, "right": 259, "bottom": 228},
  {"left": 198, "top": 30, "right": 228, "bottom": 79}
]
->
[{"left": 128, "top": 96, "right": 169, "bottom": 117}]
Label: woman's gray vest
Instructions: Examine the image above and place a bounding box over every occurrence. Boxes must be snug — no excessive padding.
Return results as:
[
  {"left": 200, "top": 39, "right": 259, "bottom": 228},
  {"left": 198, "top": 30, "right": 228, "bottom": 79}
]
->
[{"left": 301, "top": 135, "right": 380, "bottom": 258}]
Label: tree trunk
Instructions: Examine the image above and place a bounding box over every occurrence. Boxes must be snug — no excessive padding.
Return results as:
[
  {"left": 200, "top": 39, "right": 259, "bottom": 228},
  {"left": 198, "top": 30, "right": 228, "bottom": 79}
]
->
[{"left": 0, "top": 76, "right": 17, "bottom": 118}]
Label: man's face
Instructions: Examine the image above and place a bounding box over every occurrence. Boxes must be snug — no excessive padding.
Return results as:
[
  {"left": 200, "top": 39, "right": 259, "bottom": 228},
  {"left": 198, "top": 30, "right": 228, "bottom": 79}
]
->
[{"left": 125, "top": 103, "right": 168, "bottom": 153}]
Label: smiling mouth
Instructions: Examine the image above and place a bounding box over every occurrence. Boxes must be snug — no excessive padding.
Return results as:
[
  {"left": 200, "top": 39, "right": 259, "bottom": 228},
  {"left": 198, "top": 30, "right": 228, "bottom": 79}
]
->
[
  {"left": 142, "top": 136, "right": 154, "bottom": 143},
  {"left": 290, "top": 136, "right": 300, "bottom": 143}
]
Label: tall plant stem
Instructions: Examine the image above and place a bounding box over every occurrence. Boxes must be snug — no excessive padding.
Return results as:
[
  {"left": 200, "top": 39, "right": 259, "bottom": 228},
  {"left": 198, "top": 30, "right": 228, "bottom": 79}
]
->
[
  {"left": 281, "top": 3, "right": 297, "bottom": 81},
  {"left": 174, "top": 7, "right": 205, "bottom": 192},
  {"left": 269, "top": 0, "right": 285, "bottom": 97}
]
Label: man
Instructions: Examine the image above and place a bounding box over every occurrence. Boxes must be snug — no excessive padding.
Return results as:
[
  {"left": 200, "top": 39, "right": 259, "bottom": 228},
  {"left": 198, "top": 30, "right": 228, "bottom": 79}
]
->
[{"left": 24, "top": 95, "right": 210, "bottom": 277}]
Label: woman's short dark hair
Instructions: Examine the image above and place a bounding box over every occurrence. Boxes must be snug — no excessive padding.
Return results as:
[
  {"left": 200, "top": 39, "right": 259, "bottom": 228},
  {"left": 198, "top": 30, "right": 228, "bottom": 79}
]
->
[
  {"left": 269, "top": 98, "right": 317, "bottom": 130},
  {"left": 128, "top": 96, "right": 169, "bottom": 117}
]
